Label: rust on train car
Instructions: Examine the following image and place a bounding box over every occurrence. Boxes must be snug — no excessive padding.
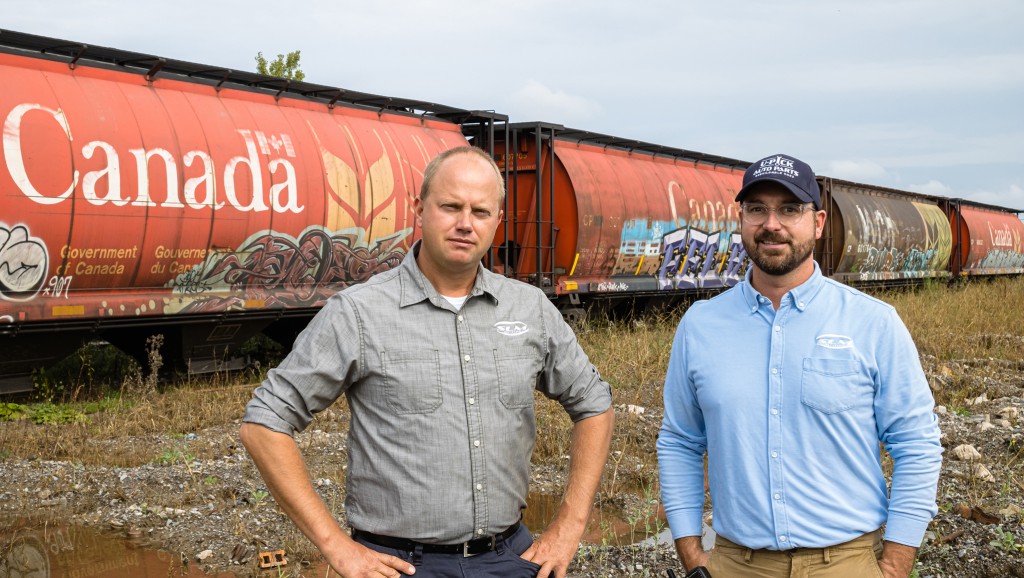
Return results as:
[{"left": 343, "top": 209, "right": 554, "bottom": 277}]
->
[
  {"left": 820, "top": 179, "right": 952, "bottom": 284},
  {"left": 495, "top": 125, "right": 748, "bottom": 301},
  {"left": 953, "top": 204, "right": 1024, "bottom": 275}
]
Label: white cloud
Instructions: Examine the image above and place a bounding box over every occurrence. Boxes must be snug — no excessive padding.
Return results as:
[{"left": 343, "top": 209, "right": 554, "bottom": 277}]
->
[
  {"left": 505, "top": 80, "right": 604, "bottom": 125},
  {"left": 821, "top": 159, "right": 890, "bottom": 183},
  {"left": 965, "top": 184, "right": 1024, "bottom": 211},
  {"left": 908, "top": 180, "right": 954, "bottom": 197}
]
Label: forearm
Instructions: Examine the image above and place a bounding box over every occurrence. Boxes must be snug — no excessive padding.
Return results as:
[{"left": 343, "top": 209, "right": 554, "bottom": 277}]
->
[
  {"left": 239, "top": 422, "right": 351, "bottom": 551},
  {"left": 551, "top": 408, "right": 614, "bottom": 530},
  {"left": 674, "top": 536, "right": 708, "bottom": 571}
]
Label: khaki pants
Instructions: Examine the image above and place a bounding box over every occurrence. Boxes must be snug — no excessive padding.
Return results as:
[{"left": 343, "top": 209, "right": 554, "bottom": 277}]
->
[{"left": 706, "top": 530, "right": 885, "bottom": 578}]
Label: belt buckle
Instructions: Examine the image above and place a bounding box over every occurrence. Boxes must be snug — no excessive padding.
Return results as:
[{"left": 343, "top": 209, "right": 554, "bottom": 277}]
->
[{"left": 463, "top": 535, "right": 496, "bottom": 557}]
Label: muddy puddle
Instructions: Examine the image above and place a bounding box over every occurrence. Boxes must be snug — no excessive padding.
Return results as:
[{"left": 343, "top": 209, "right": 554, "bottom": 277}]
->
[
  {"left": 1, "top": 492, "right": 668, "bottom": 578},
  {"left": 0, "top": 522, "right": 235, "bottom": 578},
  {"left": 523, "top": 491, "right": 668, "bottom": 546}
]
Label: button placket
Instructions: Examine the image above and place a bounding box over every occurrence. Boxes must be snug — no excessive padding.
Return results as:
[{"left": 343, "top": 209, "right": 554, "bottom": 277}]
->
[{"left": 456, "top": 309, "right": 488, "bottom": 536}]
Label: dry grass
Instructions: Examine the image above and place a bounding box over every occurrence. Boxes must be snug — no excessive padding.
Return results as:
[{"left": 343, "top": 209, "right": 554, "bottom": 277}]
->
[
  {"left": 882, "top": 276, "right": 1024, "bottom": 408},
  {"left": 884, "top": 277, "right": 1024, "bottom": 363},
  {"left": 534, "top": 313, "right": 679, "bottom": 500},
  {"left": 2, "top": 275, "right": 1021, "bottom": 480},
  {"left": 0, "top": 382, "right": 254, "bottom": 466}
]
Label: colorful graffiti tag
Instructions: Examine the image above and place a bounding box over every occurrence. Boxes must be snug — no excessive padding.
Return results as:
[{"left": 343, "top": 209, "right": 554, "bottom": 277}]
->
[
  {"left": 835, "top": 191, "right": 952, "bottom": 281},
  {"left": 169, "top": 227, "right": 410, "bottom": 312},
  {"left": 658, "top": 227, "right": 748, "bottom": 290}
]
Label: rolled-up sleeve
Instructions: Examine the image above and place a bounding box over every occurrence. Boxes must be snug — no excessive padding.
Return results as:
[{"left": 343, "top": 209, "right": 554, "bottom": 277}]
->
[
  {"left": 243, "top": 295, "right": 362, "bottom": 435},
  {"left": 536, "top": 299, "right": 612, "bottom": 421}
]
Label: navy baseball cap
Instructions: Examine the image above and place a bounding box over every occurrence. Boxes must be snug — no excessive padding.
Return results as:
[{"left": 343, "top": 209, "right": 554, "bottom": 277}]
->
[{"left": 735, "top": 154, "right": 820, "bottom": 209}]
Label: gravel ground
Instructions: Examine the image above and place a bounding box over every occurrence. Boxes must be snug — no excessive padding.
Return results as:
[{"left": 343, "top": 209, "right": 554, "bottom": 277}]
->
[{"left": 1, "top": 356, "right": 1023, "bottom": 577}]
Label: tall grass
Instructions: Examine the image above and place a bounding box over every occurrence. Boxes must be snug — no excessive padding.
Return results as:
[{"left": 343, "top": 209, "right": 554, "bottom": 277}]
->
[
  {"left": 534, "top": 312, "right": 680, "bottom": 499},
  {"left": 883, "top": 277, "right": 1024, "bottom": 363}
]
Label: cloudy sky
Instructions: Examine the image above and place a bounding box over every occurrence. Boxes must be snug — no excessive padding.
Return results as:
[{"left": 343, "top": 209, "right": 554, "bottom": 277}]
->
[{"left": 4, "top": 0, "right": 1022, "bottom": 210}]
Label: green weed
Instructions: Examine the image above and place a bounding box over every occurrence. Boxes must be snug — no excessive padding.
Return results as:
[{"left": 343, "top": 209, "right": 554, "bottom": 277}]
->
[{"left": 989, "top": 526, "right": 1023, "bottom": 552}]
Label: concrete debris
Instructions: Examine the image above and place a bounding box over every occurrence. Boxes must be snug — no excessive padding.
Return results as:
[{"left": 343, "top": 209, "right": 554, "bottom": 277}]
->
[{"left": 950, "top": 444, "right": 983, "bottom": 461}]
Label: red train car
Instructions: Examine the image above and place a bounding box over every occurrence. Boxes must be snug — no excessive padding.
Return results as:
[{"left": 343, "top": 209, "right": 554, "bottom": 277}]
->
[
  {"left": 950, "top": 201, "right": 1024, "bottom": 276},
  {"left": 494, "top": 123, "right": 750, "bottom": 317},
  {"left": 0, "top": 29, "right": 503, "bottom": 392}
]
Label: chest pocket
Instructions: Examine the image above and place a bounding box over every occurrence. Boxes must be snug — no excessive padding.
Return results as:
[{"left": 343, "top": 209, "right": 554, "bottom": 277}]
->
[
  {"left": 800, "top": 358, "right": 869, "bottom": 414},
  {"left": 494, "top": 348, "right": 543, "bottom": 409},
  {"left": 382, "top": 350, "right": 442, "bottom": 414}
]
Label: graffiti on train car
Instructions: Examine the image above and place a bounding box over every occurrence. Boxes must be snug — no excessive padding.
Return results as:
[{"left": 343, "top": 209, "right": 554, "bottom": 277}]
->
[
  {"left": 977, "top": 222, "right": 1024, "bottom": 271},
  {"left": 842, "top": 196, "right": 951, "bottom": 281},
  {"left": 161, "top": 127, "right": 422, "bottom": 313},
  {"left": 615, "top": 219, "right": 669, "bottom": 277},
  {"left": 658, "top": 226, "right": 748, "bottom": 290},
  {"left": 0, "top": 222, "right": 49, "bottom": 302},
  {"left": 165, "top": 226, "right": 410, "bottom": 313}
]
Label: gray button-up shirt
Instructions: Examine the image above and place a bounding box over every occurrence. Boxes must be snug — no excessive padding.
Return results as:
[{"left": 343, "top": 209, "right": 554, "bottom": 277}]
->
[{"left": 243, "top": 243, "right": 612, "bottom": 543}]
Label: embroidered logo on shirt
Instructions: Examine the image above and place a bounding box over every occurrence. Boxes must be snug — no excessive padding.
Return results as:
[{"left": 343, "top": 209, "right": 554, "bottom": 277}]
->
[
  {"left": 816, "top": 334, "right": 854, "bottom": 349},
  {"left": 494, "top": 321, "right": 529, "bottom": 336}
]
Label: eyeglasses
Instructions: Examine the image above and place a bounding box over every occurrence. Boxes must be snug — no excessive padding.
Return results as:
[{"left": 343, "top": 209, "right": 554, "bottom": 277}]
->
[{"left": 741, "top": 202, "right": 816, "bottom": 225}]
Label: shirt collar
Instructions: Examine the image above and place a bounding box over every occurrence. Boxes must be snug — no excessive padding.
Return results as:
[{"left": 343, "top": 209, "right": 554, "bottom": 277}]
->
[
  {"left": 740, "top": 261, "right": 825, "bottom": 313},
  {"left": 397, "top": 240, "right": 500, "bottom": 308}
]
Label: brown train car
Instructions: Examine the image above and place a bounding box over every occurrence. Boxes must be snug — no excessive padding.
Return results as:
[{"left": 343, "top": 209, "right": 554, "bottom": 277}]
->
[
  {"left": 949, "top": 201, "right": 1024, "bottom": 277},
  {"left": 816, "top": 177, "right": 953, "bottom": 285},
  {"left": 493, "top": 123, "right": 749, "bottom": 316},
  {"left": 0, "top": 29, "right": 504, "bottom": 392}
]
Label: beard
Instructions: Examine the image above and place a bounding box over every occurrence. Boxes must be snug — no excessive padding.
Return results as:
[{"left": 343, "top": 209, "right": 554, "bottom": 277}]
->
[{"left": 743, "top": 232, "right": 816, "bottom": 276}]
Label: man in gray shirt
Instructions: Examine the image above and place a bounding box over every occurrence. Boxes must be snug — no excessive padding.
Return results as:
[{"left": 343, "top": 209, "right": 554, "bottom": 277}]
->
[{"left": 240, "top": 146, "right": 614, "bottom": 578}]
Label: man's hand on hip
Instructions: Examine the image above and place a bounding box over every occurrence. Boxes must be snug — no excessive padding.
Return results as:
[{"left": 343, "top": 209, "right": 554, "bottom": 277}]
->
[
  {"left": 325, "top": 538, "right": 415, "bottom": 578},
  {"left": 877, "top": 540, "right": 917, "bottom": 578},
  {"left": 520, "top": 519, "right": 582, "bottom": 578}
]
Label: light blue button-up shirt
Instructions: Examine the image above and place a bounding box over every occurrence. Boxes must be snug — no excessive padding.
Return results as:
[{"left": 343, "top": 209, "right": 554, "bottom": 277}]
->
[{"left": 658, "top": 264, "right": 942, "bottom": 549}]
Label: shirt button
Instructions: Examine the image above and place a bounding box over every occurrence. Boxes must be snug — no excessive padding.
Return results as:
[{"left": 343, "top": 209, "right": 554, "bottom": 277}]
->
[
  {"left": 458, "top": 315, "right": 464, "bottom": 322},
  {"left": 771, "top": 368, "right": 778, "bottom": 375},
  {"left": 779, "top": 536, "right": 787, "bottom": 542},
  {"left": 464, "top": 355, "right": 471, "bottom": 362},
  {"left": 478, "top": 528, "right": 485, "bottom": 535},
  {"left": 774, "top": 326, "right": 780, "bottom": 332},
  {"left": 771, "top": 451, "right": 778, "bottom": 458},
  {"left": 473, "top": 440, "right": 481, "bottom": 447},
  {"left": 798, "top": 302, "right": 805, "bottom": 308},
  {"left": 774, "top": 493, "right": 781, "bottom": 500},
  {"left": 468, "top": 397, "right": 475, "bottom": 405},
  {"left": 771, "top": 408, "right": 779, "bottom": 415},
  {"left": 476, "top": 483, "right": 482, "bottom": 490}
]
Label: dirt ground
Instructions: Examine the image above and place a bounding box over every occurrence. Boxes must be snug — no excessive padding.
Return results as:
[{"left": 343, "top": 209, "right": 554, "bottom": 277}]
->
[{"left": 1, "top": 356, "right": 1023, "bottom": 577}]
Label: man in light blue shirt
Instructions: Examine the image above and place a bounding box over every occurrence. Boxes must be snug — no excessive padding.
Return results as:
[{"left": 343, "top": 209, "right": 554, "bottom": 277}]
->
[{"left": 658, "top": 154, "right": 942, "bottom": 578}]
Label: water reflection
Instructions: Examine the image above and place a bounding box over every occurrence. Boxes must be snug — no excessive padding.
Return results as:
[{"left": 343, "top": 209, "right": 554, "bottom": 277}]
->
[
  {"left": 0, "top": 522, "right": 234, "bottom": 578},
  {"left": 523, "top": 491, "right": 668, "bottom": 546},
  {"left": 2, "top": 493, "right": 679, "bottom": 578}
]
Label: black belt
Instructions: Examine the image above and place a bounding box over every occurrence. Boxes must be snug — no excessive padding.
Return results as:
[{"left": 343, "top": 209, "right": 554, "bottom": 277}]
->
[{"left": 352, "top": 522, "right": 520, "bottom": 557}]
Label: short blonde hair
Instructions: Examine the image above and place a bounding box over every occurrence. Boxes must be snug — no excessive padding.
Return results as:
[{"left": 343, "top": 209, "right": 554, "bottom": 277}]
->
[{"left": 420, "top": 146, "right": 505, "bottom": 202}]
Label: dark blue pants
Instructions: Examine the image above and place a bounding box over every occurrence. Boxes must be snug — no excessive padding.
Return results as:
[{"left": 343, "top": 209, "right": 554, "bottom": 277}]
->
[{"left": 354, "top": 524, "right": 541, "bottom": 578}]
